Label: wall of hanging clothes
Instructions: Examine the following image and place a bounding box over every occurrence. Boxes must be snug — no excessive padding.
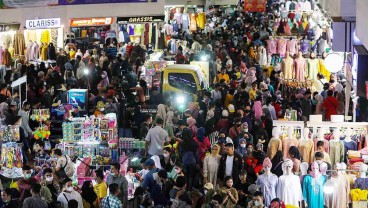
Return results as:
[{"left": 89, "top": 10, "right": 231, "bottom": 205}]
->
[{"left": 164, "top": 5, "right": 207, "bottom": 34}]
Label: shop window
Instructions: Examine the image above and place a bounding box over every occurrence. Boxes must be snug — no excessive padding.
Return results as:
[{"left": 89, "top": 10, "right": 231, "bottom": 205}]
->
[{"left": 168, "top": 73, "right": 197, "bottom": 94}]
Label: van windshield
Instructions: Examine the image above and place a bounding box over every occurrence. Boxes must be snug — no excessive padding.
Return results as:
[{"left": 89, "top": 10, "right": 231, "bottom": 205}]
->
[{"left": 168, "top": 73, "right": 197, "bottom": 94}]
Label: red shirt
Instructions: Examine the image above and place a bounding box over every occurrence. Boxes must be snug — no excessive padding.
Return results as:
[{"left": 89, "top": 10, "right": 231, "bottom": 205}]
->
[{"left": 323, "top": 96, "right": 338, "bottom": 120}]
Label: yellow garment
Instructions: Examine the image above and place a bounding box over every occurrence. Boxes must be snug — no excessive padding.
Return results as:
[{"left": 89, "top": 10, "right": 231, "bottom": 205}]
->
[
  {"left": 248, "top": 47, "right": 256, "bottom": 59},
  {"left": 214, "top": 73, "right": 230, "bottom": 83},
  {"left": 196, "top": 13, "right": 206, "bottom": 29},
  {"left": 69, "top": 50, "right": 76, "bottom": 59},
  {"left": 41, "top": 44, "right": 48, "bottom": 61},
  {"left": 94, "top": 181, "right": 107, "bottom": 205},
  {"left": 249, "top": 89, "right": 257, "bottom": 101},
  {"left": 267, "top": 66, "right": 274, "bottom": 77},
  {"left": 8, "top": 46, "right": 14, "bottom": 58},
  {"left": 350, "top": 189, "right": 368, "bottom": 201},
  {"left": 224, "top": 94, "right": 234, "bottom": 107},
  {"left": 40, "top": 30, "right": 50, "bottom": 44},
  {"left": 319, "top": 59, "right": 331, "bottom": 81},
  {"left": 81, "top": 30, "right": 88, "bottom": 38},
  {"left": 135, "top": 25, "right": 144, "bottom": 36}
]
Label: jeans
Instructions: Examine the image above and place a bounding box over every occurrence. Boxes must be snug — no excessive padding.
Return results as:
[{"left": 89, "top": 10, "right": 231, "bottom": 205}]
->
[{"left": 183, "top": 164, "right": 196, "bottom": 190}]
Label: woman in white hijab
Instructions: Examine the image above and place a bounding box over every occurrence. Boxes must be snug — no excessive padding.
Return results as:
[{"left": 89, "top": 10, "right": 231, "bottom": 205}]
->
[
  {"left": 156, "top": 104, "right": 167, "bottom": 127},
  {"left": 151, "top": 155, "right": 162, "bottom": 169}
]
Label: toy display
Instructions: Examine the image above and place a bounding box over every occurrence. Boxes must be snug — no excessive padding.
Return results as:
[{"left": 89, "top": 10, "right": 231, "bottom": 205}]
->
[
  {"left": 1, "top": 143, "right": 23, "bottom": 168},
  {"left": 0, "top": 125, "right": 20, "bottom": 142}
]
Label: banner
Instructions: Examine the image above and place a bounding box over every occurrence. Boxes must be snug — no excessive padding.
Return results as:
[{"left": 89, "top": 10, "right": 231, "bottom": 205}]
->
[
  {"left": 0, "top": 0, "right": 57, "bottom": 8},
  {"left": 58, "top": 0, "right": 157, "bottom": 5},
  {"left": 244, "top": 0, "right": 266, "bottom": 12}
]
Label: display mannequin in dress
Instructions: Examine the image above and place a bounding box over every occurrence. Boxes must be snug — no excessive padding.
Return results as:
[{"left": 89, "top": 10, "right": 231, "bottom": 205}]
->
[
  {"left": 256, "top": 45, "right": 267, "bottom": 67},
  {"left": 256, "top": 157, "right": 278, "bottom": 207},
  {"left": 313, "top": 128, "right": 329, "bottom": 152},
  {"left": 298, "top": 128, "right": 315, "bottom": 164},
  {"left": 329, "top": 129, "right": 345, "bottom": 168},
  {"left": 266, "top": 127, "right": 282, "bottom": 160},
  {"left": 324, "top": 162, "right": 350, "bottom": 208},
  {"left": 277, "top": 159, "right": 302, "bottom": 207},
  {"left": 281, "top": 52, "right": 294, "bottom": 80},
  {"left": 299, "top": 162, "right": 309, "bottom": 185},
  {"left": 173, "top": 8, "right": 183, "bottom": 28},
  {"left": 282, "top": 126, "right": 299, "bottom": 157},
  {"left": 181, "top": 8, "right": 190, "bottom": 33},
  {"left": 353, "top": 164, "right": 368, "bottom": 190},
  {"left": 302, "top": 161, "right": 327, "bottom": 208},
  {"left": 294, "top": 51, "right": 306, "bottom": 81},
  {"left": 307, "top": 52, "right": 319, "bottom": 80},
  {"left": 343, "top": 128, "right": 357, "bottom": 163}
]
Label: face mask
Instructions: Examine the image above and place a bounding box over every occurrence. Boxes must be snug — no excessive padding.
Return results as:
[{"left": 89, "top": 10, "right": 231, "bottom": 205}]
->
[
  {"left": 247, "top": 148, "right": 253, "bottom": 153},
  {"left": 66, "top": 187, "right": 74, "bottom": 192},
  {"left": 99, "top": 108, "right": 105, "bottom": 111},
  {"left": 102, "top": 75, "right": 106, "bottom": 78},
  {"left": 175, "top": 169, "right": 181, "bottom": 174},
  {"left": 240, "top": 144, "right": 246, "bottom": 148},
  {"left": 46, "top": 176, "right": 53, "bottom": 182},
  {"left": 163, "top": 153, "right": 169, "bottom": 158},
  {"left": 243, "top": 128, "right": 248, "bottom": 133},
  {"left": 2, "top": 200, "right": 9, "bottom": 204},
  {"left": 25, "top": 173, "right": 31, "bottom": 179},
  {"left": 111, "top": 172, "right": 115, "bottom": 176},
  {"left": 254, "top": 201, "right": 261, "bottom": 206}
]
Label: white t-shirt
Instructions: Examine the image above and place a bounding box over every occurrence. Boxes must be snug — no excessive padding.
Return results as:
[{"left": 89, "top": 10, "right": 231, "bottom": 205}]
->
[
  {"left": 145, "top": 126, "right": 169, "bottom": 156},
  {"left": 57, "top": 191, "right": 83, "bottom": 208},
  {"left": 225, "top": 155, "right": 234, "bottom": 177}
]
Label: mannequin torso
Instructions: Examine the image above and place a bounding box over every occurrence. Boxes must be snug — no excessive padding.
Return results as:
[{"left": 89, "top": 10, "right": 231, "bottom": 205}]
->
[
  {"left": 298, "top": 128, "right": 315, "bottom": 164},
  {"left": 294, "top": 52, "right": 306, "bottom": 81},
  {"left": 329, "top": 129, "right": 345, "bottom": 167},
  {"left": 277, "top": 159, "right": 302, "bottom": 206},
  {"left": 281, "top": 53, "right": 294, "bottom": 80},
  {"left": 282, "top": 126, "right": 299, "bottom": 157},
  {"left": 267, "top": 127, "right": 282, "bottom": 160}
]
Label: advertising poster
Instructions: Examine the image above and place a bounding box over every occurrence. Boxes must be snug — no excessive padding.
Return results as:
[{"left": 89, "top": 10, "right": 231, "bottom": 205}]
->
[
  {"left": 244, "top": 0, "right": 266, "bottom": 12},
  {"left": 68, "top": 89, "right": 88, "bottom": 110},
  {"left": 0, "top": 0, "right": 57, "bottom": 8},
  {"left": 58, "top": 0, "right": 157, "bottom": 5}
]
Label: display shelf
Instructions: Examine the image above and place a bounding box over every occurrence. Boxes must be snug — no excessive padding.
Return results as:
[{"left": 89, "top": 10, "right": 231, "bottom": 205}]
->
[{"left": 307, "top": 121, "right": 368, "bottom": 134}]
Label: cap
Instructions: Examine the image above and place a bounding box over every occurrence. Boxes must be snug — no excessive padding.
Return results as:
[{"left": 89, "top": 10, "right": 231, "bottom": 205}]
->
[
  {"left": 228, "top": 104, "right": 235, "bottom": 113},
  {"left": 144, "top": 158, "right": 155, "bottom": 166},
  {"left": 203, "top": 183, "right": 214, "bottom": 190}
]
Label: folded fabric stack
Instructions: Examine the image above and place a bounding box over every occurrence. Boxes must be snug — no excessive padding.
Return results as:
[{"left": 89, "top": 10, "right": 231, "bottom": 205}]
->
[{"left": 350, "top": 189, "right": 368, "bottom": 208}]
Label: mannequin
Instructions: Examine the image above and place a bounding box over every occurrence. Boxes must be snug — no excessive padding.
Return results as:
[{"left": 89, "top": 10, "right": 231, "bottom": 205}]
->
[
  {"left": 256, "top": 157, "right": 278, "bottom": 207},
  {"left": 298, "top": 128, "right": 315, "bottom": 164},
  {"left": 281, "top": 51, "right": 294, "bottom": 80},
  {"left": 266, "top": 37, "right": 277, "bottom": 55},
  {"left": 31, "top": 41, "right": 39, "bottom": 61},
  {"left": 343, "top": 128, "right": 357, "bottom": 163},
  {"left": 286, "top": 38, "right": 298, "bottom": 56},
  {"left": 256, "top": 45, "right": 267, "bottom": 67},
  {"left": 181, "top": 8, "right": 190, "bottom": 32},
  {"left": 266, "top": 127, "right": 282, "bottom": 160},
  {"left": 316, "top": 36, "right": 327, "bottom": 56},
  {"left": 26, "top": 40, "right": 34, "bottom": 62},
  {"left": 277, "top": 37, "right": 287, "bottom": 57},
  {"left": 300, "top": 36, "right": 310, "bottom": 55},
  {"left": 276, "top": 159, "right": 302, "bottom": 206},
  {"left": 294, "top": 51, "right": 307, "bottom": 81},
  {"left": 329, "top": 129, "right": 345, "bottom": 168},
  {"left": 299, "top": 162, "right": 309, "bottom": 185},
  {"left": 302, "top": 161, "right": 327, "bottom": 208},
  {"left": 324, "top": 163, "right": 350, "bottom": 208},
  {"left": 307, "top": 52, "right": 319, "bottom": 80},
  {"left": 282, "top": 126, "right": 299, "bottom": 157},
  {"left": 173, "top": 8, "right": 183, "bottom": 27},
  {"left": 313, "top": 129, "right": 329, "bottom": 153}
]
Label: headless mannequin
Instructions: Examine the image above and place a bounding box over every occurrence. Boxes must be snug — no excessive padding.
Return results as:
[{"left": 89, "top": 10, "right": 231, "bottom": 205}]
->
[
  {"left": 174, "top": 8, "right": 183, "bottom": 27},
  {"left": 298, "top": 128, "right": 315, "bottom": 164},
  {"left": 283, "top": 126, "right": 299, "bottom": 157},
  {"left": 181, "top": 8, "right": 190, "bottom": 32},
  {"left": 307, "top": 52, "right": 319, "bottom": 80},
  {"left": 359, "top": 164, "right": 367, "bottom": 178},
  {"left": 281, "top": 51, "right": 294, "bottom": 80},
  {"left": 300, "top": 162, "right": 308, "bottom": 176},
  {"left": 343, "top": 128, "right": 357, "bottom": 162},
  {"left": 267, "top": 127, "right": 282, "bottom": 160},
  {"left": 325, "top": 162, "right": 350, "bottom": 208},
  {"left": 277, "top": 159, "right": 302, "bottom": 207},
  {"left": 329, "top": 129, "right": 345, "bottom": 168},
  {"left": 294, "top": 51, "right": 306, "bottom": 81}
]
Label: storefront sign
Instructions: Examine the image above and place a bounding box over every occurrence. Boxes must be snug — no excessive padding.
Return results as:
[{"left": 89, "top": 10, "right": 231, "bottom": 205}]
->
[
  {"left": 0, "top": 24, "right": 20, "bottom": 32},
  {"left": 70, "top": 18, "right": 113, "bottom": 27},
  {"left": 244, "top": 0, "right": 266, "bottom": 12},
  {"left": 117, "top": 15, "right": 165, "bottom": 24},
  {"left": 58, "top": 0, "right": 157, "bottom": 5},
  {"left": 26, "top": 18, "right": 61, "bottom": 29}
]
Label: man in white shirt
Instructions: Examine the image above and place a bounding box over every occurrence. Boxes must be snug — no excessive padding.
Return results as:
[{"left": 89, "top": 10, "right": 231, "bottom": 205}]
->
[
  {"left": 218, "top": 143, "right": 243, "bottom": 185},
  {"left": 211, "top": 83, "right": 222, "bottom": 100},
  {"left": 57, "top": 178, "right": 83, "bottom": 208},
  {"left": 145, "top": 117, "right": 169, "bottom": 157}
]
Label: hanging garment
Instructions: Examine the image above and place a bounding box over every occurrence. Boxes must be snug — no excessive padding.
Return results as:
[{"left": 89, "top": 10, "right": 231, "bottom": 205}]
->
[
  {"left": 31, "top": 42, "right": 39, "bottom": 61},
  {"left": 2, "top": 49, "right": 12, "bottom": 67},
  {"left": 181, "top": 13, "right": 190, "bottom": 31},
  {"left": 294, "top": 57, "right": 306, "bottom": 81},
  {"left": 282, "top": 137, "right": 299, "bottom": 157},
  {"left": 40, "top": 30, "right": 50, "bottom": 44},
  {"left": 151, "top": 24, "right": 157, "bottom": 48},
  {"left": 324, "top": 174, "right": 350, "bottom": 208},
  {"left": 317, "top": 39, "right": 327, "bottom": 56},
  {"left": 256, "top": 173, "right": 278, "bottom": 207},
  {"left": 135, "top": 24, "right": 144, "bottom": 36},
  {"left": 343, "top": 140, "right": 357, "bottom": 163},
  {"left": 190, "top": 14, "right": 197, "bottom": 31},
  {"left": 285, "top": 23, "right": 292, "bottom": 35},
  {"left": 300, "top": 39, "right": 310, "bottom": 54},
  {"left": 318, "top": 59, "right": 331, "bottom": 81},
  {"left": 41, "top": 44, "right": 48, "bottom": 61},
  {"left": 0, "top": 46, "right": 3, "bottom": 65},
  {"left": 47, "top": 43, "right": 56, "bottom": 60},
  {"left": 26, "top": 42, "right": 33, "bottom": 62},
  {"left": 173, "top": 23, "right": 179, "bottom": 32},
  {"left": 277, "top": 38, "right": 287, "bottom": 57},
  {"left": 173, "top": 12, "right": 182, "bottom": 25},
  {"left": 303, "top": 175, "right": 327, "bottom": 208},
  {"left": 267, "top": 138, "right": 282, "bottom": 160},
  {"left": 298, "top": 139, "right": 315, "bottom": 164},
  {"left": 266, "top": 39, "right": 277, "bottom": 55},
  {"left": 157, "top": 28, "right": 165, "bottom": 50},
  {"left": 287, "top": 39, "right": 298, "bottom": 56},
  {"left": 164, "top": 23, "right": 174, "bottom": 35},
  {"left": 1, "top": 34, "right": 12, "bottom": 49},
  {"left": 277, "top": 174, "right": 303, "bottom": 206},
  {"left": 129, "top": 25, "right": 135, "bottom": 35},
  {"left": 13, "top": 31, "right": 26, "bottom": 56},
  {"left": 307, "top": 58, "right": 319, "bottom": 80},
  {"left": 197, "top": 13, "right": 206, "bottom": 29},
  {"left": 282, "top": 56, "right": 294, "bottom": 80},
  {"left": 329, "top": 140, "right": 345, "bottom": 168},
  {"left": 8, "top": 45, "right": 14, "bottom": 58},
  {"left": 144, "top": 23, "right": 150, "bottom": 46}
]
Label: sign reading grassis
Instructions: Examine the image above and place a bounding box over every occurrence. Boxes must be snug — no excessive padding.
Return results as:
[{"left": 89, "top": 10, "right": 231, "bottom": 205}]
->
[
  {"left": 117, "top": 15, "right": 165, "bottom": 24},
  {"left": 26, "top": 18, "right": 61, "bottom": 29}
]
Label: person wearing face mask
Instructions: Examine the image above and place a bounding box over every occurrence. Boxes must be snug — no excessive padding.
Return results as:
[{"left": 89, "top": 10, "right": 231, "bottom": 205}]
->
[
  {"left": 57, "top": 178, "right": 83, "bottom": 208},
  {"left": 160, "top": 147, "right": 176, "bottom": 173},
  {"left": 219, "top": 176, "right": 238, "bottom": 207},
  {"left": 22, "top": 184, "right": 48, "bottom": 208},
  {"left": 40, "top": 168, "right": 60, "bottom": 202},
  {"left": 1, "top": 188, "right": 20, "bottom": 208},
  {"left": 203, "top": 144, "right": 221, "bottom": 189},
  {"left": 93, "top": 168, "right": 107, "bottom": 206},
  {"left": 169, "top": 162, "right": 185, "bottom": 181},
  {"left": 34, "top": 140, "right": 50, "bottom": 167},
  {"left": 228, "top": 118, "right": 243, "bottom": 147},
  {"left": 17, "top": 165, "right": 37, "bottom": 203},
  {"left": 18, "top": 101, "right": 32, "bottom": 138},
  {"left": 247, "top": 191, "right": 266, "bottom": 208},
  {"left": 236, "top": 138, "right": 248, "bottom": 157},
  {"left": 106, "top": 163, "right": 128, "bottom": 207},
  {"left": 242, "top": 104, "right": 253, "bottom": 132}
]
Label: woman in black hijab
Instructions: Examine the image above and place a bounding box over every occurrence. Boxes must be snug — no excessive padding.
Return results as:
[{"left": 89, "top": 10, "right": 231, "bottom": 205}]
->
[{"left": 80, "top": 181, "right": 98, "bottom": 208}]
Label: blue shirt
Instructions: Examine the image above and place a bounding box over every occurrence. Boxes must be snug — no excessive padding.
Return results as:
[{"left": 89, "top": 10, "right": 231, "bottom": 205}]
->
[{"left": 141, "top": 168, "right": 159, "bottom": 192}]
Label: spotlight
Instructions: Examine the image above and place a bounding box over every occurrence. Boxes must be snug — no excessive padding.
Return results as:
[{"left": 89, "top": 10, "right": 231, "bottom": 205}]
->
[{"left": 83, "top": 68, "right": 89, "bottom": 75}]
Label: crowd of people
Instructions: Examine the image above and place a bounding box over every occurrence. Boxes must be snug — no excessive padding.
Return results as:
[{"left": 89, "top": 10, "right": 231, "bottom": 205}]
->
[{"left": 0, "top": 1, "right": 364, "bottom": 208}]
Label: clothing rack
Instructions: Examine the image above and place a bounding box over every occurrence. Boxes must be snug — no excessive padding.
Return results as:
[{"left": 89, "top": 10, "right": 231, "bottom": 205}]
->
[{"left": 307, "top": 122, "right": 368, "bottom": 135}]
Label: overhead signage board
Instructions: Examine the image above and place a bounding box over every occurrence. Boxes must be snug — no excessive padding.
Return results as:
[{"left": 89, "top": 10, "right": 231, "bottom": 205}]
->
[
  {"left": 70, "top": 17, "right": 113, "bottom": 27},
  {"left": 25, "top": 18, "right": 61, "bottom": 29}
]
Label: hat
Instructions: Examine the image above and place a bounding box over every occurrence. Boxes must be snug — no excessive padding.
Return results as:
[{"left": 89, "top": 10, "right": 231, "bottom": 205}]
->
[
  {"left": 228, "top": 104, "right": 235, "bottom": 113},
  {"left": 222, "top": 110, "right": 229, "bottom": 117},
  {"left": 203, "top": 183, "right": 214, "bottom": 190},
  {"left": 96, "top": 101, "right": 106, "bottom": 109},
  {"left": 10, "top": 101, "right": 17, "bottom": 106},
  {"left": 157, "top": 169, "right": 168, "bottom": 179},
  {"left": 144, "top": 159, "right": 155, "bottom": 166}
]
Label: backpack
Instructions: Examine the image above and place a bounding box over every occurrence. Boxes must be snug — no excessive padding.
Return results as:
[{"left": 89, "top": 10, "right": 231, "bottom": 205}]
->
[{"left": 182, "top": 151, "right": 196, "bottom": 166}]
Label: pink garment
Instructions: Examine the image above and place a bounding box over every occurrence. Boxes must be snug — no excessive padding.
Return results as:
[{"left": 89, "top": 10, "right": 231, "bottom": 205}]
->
[
  {"left": 266, "top": 39, "right": 277, "bottom": 55},
  {"left": 164, "top": 24, "right": 174, "bottom": 35},
  {"left": 294, "top": 57, "right": 306, "bottom": 81},
  {"left": 284, "top": 24, "right": 291, "bottom": 35},
  {"left": 282, "top": 138, "right": 299, "bottom": 157},
  {"left": 313, "top": 138, "right": 330, "bottom": 153},
  {"left": 277, "top": 38, "right": 287, "bottom": 57},
  {"left": 173, "top": 12, "right": 183, "bottom": 24},
  {"left": 295, "top": 2, "right": 301, "bottom": 11},
  {"left": 253, "top": 101, "right": 263, "bottom": 120},
  {"left": 287, "top": 39, "right": 298, "bottom": 56}
]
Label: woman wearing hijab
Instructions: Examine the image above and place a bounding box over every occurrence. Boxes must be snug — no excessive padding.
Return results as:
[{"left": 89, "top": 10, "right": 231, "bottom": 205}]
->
[
  {"left": 150, "top": 155, "right": 163, "bottom": 170},
  {"left": 97, "top": 71, "right": 109, "bottom": 90},
  {"left": 236, "top": 138, "right": 247, "bottom": 157},
  {"left": 156, "top": 104, "right": 167, "bottom": 126},
  {"left": 203, "top": 144, "right": 221, "bottom": 190},
  {"left": 193, "top": 127, "right": 211, "bottom": 162},
  {"left": 187, "top": 117, "right": 198, "bottom": 137},
  {"left": 81, "top": 181, "right": 98, "bottom": 208},
  {"left": 271, "top": 151, "right": 284, "bottom": 177},
  {"left": 288, "top": 146, "right": 302, "bottom": 174},
  {"left": 314, "top": 94, "right": 325, "bottom": 120}
]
